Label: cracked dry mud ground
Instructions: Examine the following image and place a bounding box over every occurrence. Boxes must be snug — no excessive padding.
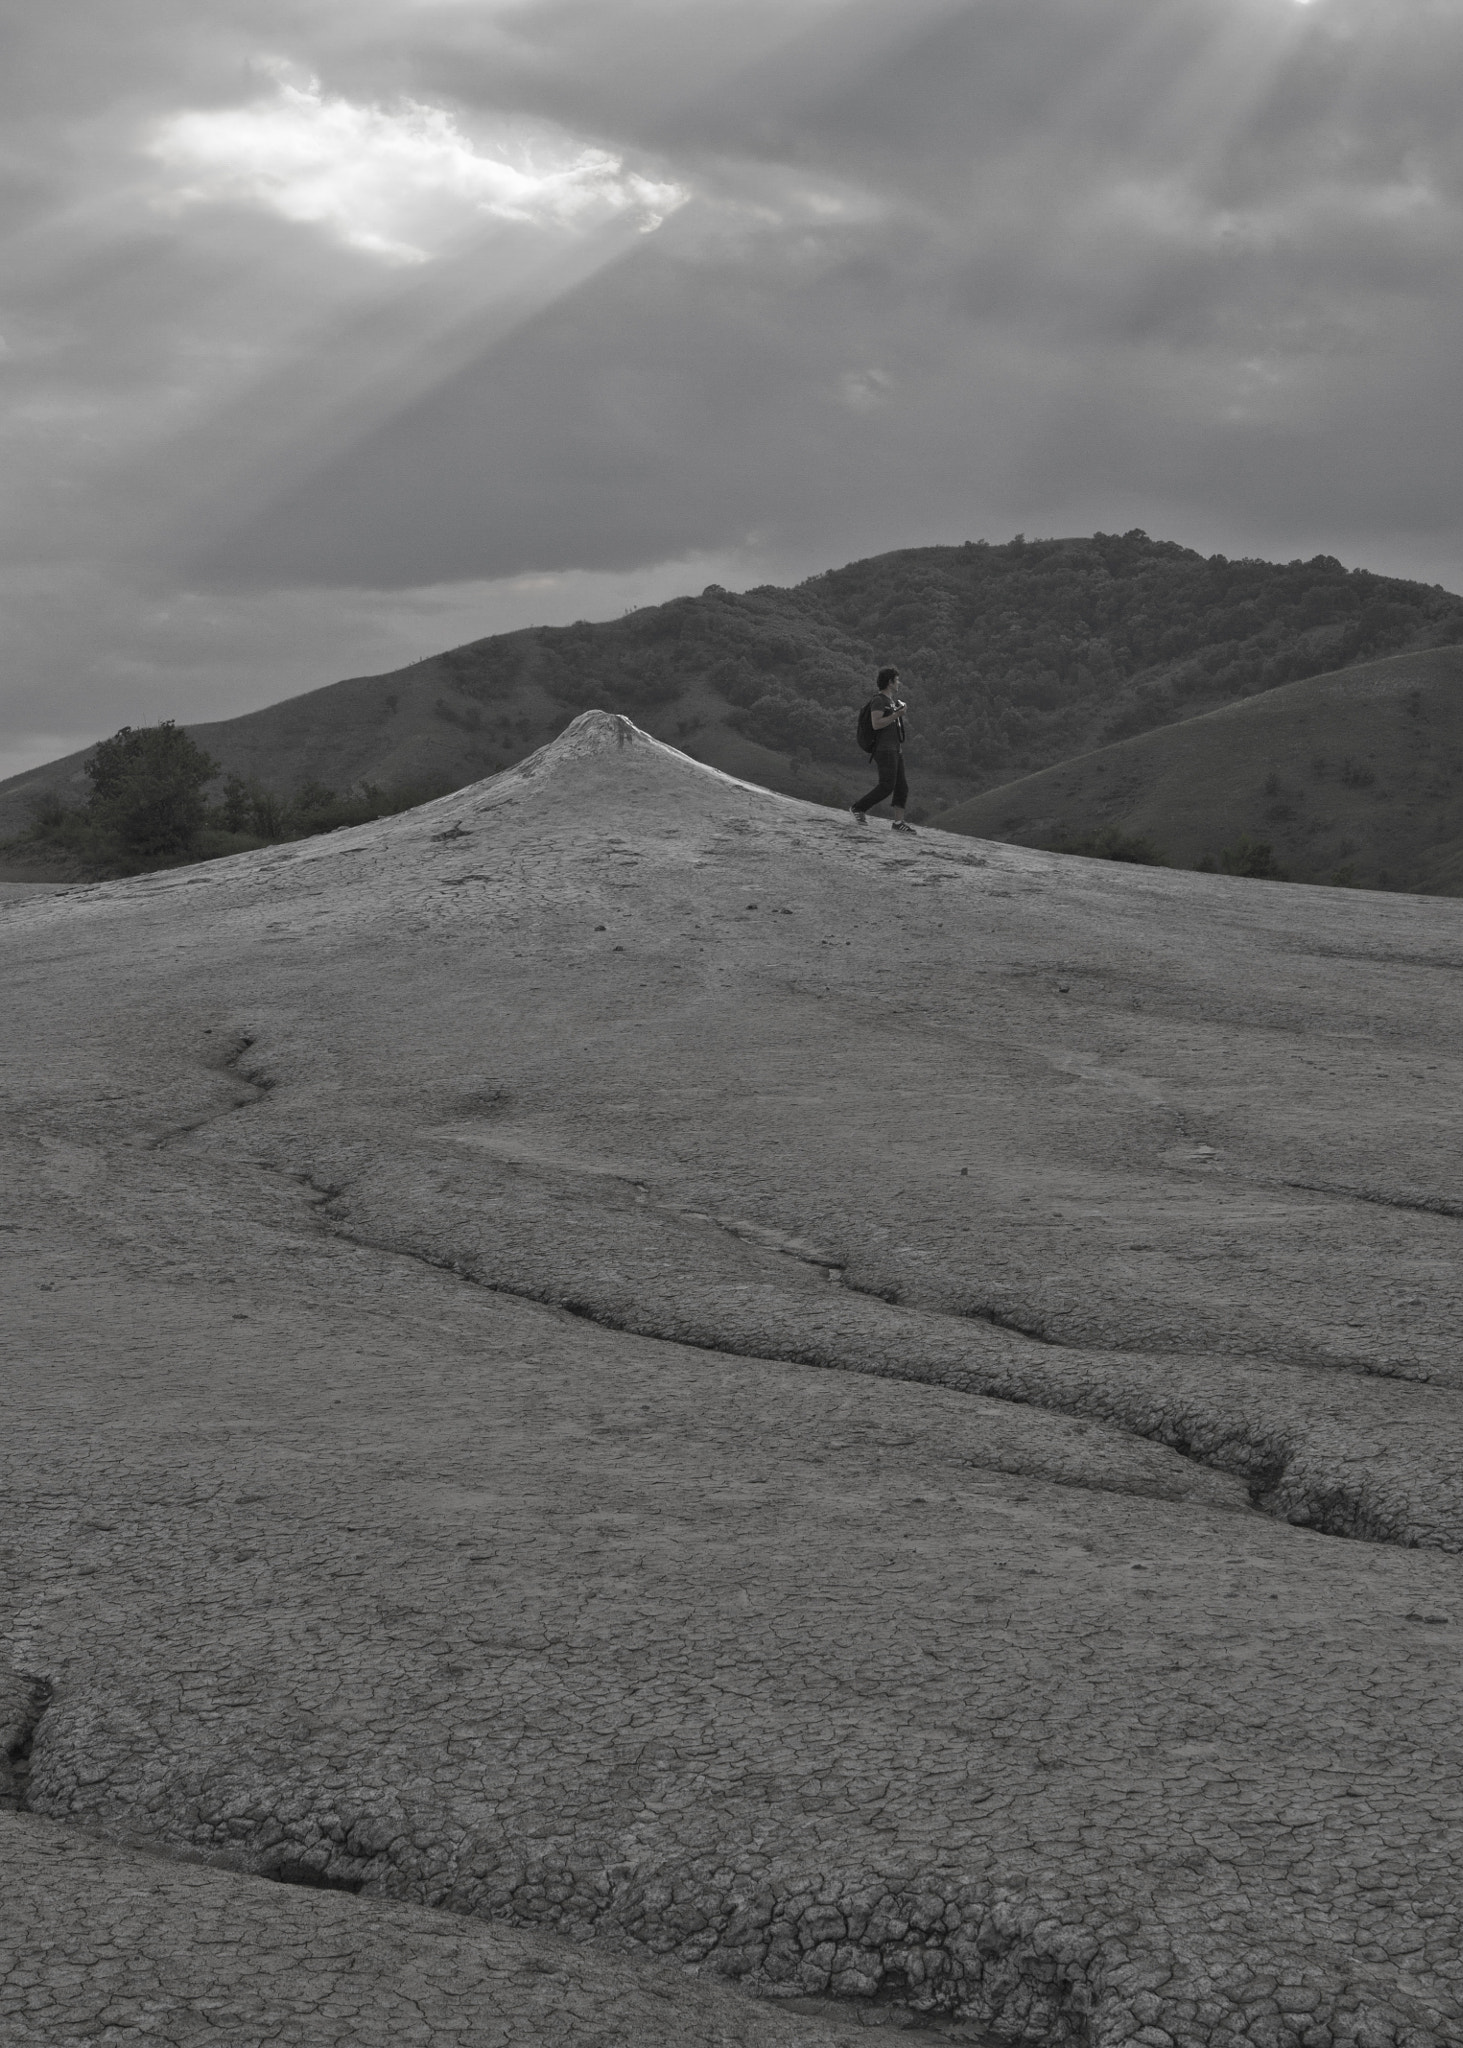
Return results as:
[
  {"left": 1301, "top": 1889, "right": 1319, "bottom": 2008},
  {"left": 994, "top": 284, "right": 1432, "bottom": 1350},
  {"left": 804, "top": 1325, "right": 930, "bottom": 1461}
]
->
[{"left": 3, "top": 713, "right": 1461, "bottom": 2048}]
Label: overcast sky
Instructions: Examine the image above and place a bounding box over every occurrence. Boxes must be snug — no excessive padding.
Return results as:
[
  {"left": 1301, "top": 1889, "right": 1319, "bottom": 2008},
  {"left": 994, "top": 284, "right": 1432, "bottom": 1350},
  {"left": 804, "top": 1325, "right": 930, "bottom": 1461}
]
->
[{"left": 3, "top": 0, "right": 1461, "bottom": 779}]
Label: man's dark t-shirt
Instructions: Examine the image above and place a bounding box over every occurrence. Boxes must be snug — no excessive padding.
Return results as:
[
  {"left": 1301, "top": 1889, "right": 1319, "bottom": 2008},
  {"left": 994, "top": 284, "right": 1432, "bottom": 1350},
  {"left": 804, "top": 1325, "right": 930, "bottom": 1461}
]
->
[{"left": 869, "top": 691, "right": 905, "bottom": 747}]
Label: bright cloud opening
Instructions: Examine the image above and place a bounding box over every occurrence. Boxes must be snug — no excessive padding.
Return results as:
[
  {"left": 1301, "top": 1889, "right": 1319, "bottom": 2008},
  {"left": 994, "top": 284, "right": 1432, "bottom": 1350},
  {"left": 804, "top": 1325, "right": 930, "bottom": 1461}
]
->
[{"left": 147, "top": 70, "right": 686, "bottom": 262}]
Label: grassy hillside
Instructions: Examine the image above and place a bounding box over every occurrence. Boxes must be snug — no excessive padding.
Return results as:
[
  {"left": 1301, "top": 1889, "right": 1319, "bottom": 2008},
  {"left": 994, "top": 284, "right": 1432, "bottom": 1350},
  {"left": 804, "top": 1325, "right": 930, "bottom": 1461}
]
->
[
  {"left": 931, "top": 646, "right": 1463, "bottom": 894},
  {"left": 5, "top": 530, "right": 1461, "bottom": 865}
]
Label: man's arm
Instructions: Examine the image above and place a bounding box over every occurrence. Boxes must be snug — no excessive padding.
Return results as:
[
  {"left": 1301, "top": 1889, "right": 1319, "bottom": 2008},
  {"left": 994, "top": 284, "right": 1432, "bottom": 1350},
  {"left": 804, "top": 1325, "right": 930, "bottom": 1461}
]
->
[{"left": 871, "top": 698, "right": 904, "bottom": 729}]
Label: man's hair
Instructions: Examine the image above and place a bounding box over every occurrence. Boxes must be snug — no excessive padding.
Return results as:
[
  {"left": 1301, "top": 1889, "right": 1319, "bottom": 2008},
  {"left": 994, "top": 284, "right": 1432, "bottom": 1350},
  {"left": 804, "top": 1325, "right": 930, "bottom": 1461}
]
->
[{"left": 875, "top": 667, "right": 900, "bottom": 688}]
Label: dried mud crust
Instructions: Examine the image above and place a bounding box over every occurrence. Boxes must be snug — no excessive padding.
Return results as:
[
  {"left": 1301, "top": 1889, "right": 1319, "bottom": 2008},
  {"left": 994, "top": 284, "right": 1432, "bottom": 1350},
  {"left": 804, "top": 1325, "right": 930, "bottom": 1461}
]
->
[
  {"left": 4, "top": 715, "right": 1463, "bottom": 2046},
  {"left": 318, "top": 1146, "right": 1463, "bottom": 1550},
  {"left": 6, "top": 1235, "right": 1462, "bottom": 2048},
  {"left": 1, "top": 1814, "right": 957, "bottom": 2048}
]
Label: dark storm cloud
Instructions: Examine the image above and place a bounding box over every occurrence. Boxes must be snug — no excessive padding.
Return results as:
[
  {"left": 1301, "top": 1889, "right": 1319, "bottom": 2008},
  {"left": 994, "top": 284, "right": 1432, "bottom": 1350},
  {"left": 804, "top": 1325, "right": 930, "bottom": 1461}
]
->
[{"left": 3, "top": 0, "right": 1463, "bottom": 770}]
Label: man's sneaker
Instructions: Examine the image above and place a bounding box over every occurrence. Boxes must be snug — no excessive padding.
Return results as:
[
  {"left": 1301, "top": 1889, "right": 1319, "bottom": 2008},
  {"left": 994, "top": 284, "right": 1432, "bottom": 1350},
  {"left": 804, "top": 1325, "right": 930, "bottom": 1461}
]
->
[
  {"left": 891, "top": 818, "right": 917, "bottom": 834},
  {"left": 850, "top": 806, "right": 868, "bottom": 824}
]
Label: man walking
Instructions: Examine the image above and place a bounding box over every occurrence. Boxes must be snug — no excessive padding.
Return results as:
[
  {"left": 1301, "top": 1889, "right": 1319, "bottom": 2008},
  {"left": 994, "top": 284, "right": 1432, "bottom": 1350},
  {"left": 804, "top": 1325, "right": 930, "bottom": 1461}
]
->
[{"left": 852, "top": 667, "right": 915, "bottom": 832}]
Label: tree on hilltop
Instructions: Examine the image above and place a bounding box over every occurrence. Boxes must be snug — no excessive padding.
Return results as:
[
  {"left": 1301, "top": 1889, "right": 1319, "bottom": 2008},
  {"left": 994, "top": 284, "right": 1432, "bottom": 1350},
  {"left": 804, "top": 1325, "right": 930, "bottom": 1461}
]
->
[{"left": 84, "top": 721, "right": 219, "bottom": 858}]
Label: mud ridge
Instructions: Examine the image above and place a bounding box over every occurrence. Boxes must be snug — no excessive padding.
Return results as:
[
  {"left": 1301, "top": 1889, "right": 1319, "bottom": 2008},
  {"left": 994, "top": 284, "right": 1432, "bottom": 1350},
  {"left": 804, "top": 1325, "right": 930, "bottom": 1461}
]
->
[
  {"left": 335, "top": 1165, "right": 1435, "bottom": 1544},
  {"left": 6, "top": 1799, "right": 1044, "bottom": 2040},
  {"left": 305, "top": 1199, "right": 1443, "bottom": 1551},
  {"left": 18, "top": 1780, "right": 1441, "bottom": 2048}
]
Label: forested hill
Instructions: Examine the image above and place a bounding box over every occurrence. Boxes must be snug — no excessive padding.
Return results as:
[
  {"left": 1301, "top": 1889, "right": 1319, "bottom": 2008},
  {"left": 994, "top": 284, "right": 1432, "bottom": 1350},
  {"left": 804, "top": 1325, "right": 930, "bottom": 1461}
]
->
[
  {"left": 442, "top": 530, "right": 1463, "bottom": 791},
  {"left": 4, "top": 532, "right": 1462, "bottom": 852}
]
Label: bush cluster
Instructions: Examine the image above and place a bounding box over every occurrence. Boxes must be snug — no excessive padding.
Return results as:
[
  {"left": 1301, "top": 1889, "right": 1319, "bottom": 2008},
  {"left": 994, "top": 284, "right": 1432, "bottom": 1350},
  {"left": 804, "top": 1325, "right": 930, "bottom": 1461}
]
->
[
  {"left": 1194, "top": 836, "right": 1288, "bottom": 880},
  {"left": 8, "top": 723, "right": 443, "bottom": 877}
]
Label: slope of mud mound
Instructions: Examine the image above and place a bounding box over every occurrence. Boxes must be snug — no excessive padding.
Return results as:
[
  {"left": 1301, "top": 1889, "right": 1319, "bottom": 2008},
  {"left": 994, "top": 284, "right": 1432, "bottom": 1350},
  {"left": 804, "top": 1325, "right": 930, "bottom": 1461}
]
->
[{"left": 4, "top": 712, "right": 1462, "bottom": 2047}]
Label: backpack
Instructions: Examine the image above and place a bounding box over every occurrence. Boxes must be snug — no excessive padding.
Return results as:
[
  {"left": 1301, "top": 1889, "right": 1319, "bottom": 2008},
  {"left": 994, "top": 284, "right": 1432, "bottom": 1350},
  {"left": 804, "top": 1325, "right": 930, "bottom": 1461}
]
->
[{"left": 856, "top": 700, "right": 878, "bottom": 754}]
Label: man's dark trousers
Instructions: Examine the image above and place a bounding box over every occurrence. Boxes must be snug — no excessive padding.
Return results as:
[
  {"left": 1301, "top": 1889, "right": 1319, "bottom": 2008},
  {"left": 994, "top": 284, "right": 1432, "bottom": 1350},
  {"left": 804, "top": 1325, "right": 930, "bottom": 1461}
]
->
[{"left": 853, "top": 735, "right": 908, "bottom": 814}]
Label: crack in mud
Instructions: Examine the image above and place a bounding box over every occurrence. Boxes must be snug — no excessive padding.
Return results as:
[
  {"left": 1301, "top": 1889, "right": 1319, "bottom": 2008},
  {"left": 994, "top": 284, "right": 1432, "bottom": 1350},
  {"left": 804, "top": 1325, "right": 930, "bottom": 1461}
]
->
[
  {"left": 5, "top": 1794, "right": 1016, "bottom": 2040},
  {"left": 1281, "top": 1178, "right": 1463, "bottom": 1220},
  {"left": 12, "top": 1798, "right": 1100, "bottom": 2043},
  {"left": 958, "top": 1304, "right": 1065, "bottom": 1346},
  {"left": 262, "top": 1854, "right": 366, "bottom": 1895},
  {"left": 296, "top": 1189, "right": 1431, "bottom": 1550},
  {"left": 144, "top": 1034, "right": 278, "bottom": 1151},
  {"left": 684, "top": 1213, "right": 1069, "bottom": 1345},
  {"left": 1, "top": 1674, "right": 53, "bottom": 1811},
  {"left": 222, "top": 1032, "right": 276, "bottom": 1100},
  {"left": 1293, "top": 946, "right": 1463, "bottom": 972}
]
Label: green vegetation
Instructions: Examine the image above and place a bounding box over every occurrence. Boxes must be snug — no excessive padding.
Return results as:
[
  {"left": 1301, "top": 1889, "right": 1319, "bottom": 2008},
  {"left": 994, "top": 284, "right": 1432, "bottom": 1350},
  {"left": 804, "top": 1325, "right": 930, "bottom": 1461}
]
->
[
  {"left": 436, "top": 531, "right": 1463, "bottom": 790},
  {"left": 930, "top": 641, "right": 1463, "bottom": 897},
  {"left": 1196, "top": 836, "right": 1288, "bottom": 880},
  {"left": 84, "top": 722, "right": 220, "bottom": 858},
  {"left": 4, "top": 722, "right": 441, "bottom": 877}
]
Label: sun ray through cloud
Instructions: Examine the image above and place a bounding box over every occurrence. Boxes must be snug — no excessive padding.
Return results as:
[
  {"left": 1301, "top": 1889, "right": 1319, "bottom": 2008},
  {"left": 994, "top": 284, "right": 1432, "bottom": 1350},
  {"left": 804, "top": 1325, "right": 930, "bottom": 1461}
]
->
[{"left": 131, "top": 0, "right": 982, "bottom": 578}]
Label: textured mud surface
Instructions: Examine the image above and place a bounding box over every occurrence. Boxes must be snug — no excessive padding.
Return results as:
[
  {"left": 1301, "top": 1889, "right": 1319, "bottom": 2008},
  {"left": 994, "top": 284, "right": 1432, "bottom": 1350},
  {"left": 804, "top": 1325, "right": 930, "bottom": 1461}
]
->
[
  {"left": 3, "top": 1813, "right": 968, "bottom": 2048},
  {"left": 3, "top": 714, "right": 1461, "bottom": 2045}
]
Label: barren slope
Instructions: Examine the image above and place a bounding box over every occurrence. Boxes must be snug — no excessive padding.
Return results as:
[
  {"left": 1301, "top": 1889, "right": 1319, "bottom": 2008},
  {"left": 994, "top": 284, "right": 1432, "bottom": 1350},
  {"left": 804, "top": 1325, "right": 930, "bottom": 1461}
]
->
[
  {"left": 933, "top": 647, "right": 1463, "bottom": 892},
  {"left": 4, "top": 714, "right": 1462, "bottom": 2047}
]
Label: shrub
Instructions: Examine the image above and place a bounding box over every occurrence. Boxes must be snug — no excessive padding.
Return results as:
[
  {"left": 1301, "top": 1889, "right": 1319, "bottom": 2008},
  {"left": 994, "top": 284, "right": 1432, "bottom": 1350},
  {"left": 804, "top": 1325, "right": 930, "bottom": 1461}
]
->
[
  {"left": 292, "top": 780, "right": 339, "bottom": 819},
  {"left": 210, "top": 776, "right": 288, "bottom": 839},
  {"left": 727, "top": 691, "right": 848, "bottom": 761},
  {"left": 1216, "top": 835, "right": 1286, "bottom": 879},
  {"left": 216, "top": 774, "right": 254, "bottom": 834},
  {"left": 25, "top": 789, "right": 70, "bottom": 835}
]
